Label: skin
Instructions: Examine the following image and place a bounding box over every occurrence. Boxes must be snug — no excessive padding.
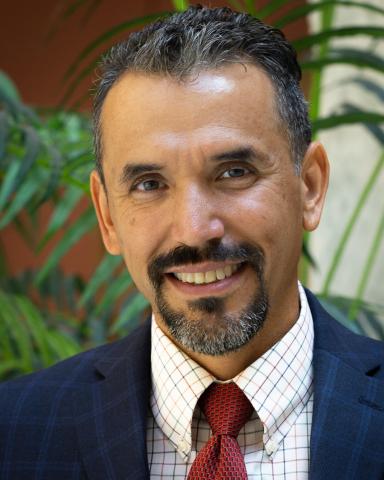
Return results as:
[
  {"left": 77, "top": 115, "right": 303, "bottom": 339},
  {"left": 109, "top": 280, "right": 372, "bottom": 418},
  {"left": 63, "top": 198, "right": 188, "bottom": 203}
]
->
[{"left": 91, "top": 64, "right": 329, "bottom": 380}]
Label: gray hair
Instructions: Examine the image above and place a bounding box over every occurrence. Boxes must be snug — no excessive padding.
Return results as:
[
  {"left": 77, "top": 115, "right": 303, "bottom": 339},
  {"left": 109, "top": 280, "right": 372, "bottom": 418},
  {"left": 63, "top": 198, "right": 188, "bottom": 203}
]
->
[{"left": 93, "top": 5, "right": 311, "bottom": 185}]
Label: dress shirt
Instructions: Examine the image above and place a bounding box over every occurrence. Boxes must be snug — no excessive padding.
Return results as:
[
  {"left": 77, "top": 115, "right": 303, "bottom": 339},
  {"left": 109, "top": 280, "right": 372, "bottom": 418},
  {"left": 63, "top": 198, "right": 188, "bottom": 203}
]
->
[{"left": 147, "top": 282, "right": 314, "bottom": 479}]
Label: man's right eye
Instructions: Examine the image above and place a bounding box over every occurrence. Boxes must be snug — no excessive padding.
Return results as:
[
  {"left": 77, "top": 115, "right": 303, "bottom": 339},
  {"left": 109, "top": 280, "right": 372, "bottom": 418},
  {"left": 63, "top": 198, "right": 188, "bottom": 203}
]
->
[{"left": 132, "top": 179, "right": 165, "bottom": 192}]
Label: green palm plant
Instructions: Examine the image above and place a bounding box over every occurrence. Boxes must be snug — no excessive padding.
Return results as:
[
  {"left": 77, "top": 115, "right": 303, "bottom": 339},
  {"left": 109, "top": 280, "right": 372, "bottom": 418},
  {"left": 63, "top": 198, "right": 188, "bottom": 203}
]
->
[{"left": 1, "top": 0, "right": 384, "bottom": 380}]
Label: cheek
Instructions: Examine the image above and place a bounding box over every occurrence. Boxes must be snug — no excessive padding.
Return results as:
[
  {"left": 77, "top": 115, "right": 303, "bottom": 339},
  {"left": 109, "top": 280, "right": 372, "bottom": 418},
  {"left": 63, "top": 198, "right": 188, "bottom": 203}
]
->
[
  {"left": 114, "top": 217, "right": 165, "bottom": 298},
  {"left": 225, "top": 187, "right": 302, "bottom": 254}
]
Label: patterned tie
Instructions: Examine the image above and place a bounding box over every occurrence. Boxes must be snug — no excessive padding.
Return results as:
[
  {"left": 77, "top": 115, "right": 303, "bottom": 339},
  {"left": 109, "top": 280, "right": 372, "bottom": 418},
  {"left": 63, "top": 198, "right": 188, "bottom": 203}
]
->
[{"left": 188, "top": 382, "right": 253, "bottom": 480}]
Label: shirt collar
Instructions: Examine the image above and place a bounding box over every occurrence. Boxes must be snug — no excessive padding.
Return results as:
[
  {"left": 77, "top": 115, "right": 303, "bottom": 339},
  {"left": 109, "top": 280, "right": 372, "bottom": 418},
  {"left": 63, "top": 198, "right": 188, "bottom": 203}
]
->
[
  {"left": 151, "top": 320, "right": 214, "bottom": 460},
  {"left": 234, "top": 283, "right": 313, "bottom": 452},
  {"left": 150, "top": 282, "right": 313, "bottom": 460}
]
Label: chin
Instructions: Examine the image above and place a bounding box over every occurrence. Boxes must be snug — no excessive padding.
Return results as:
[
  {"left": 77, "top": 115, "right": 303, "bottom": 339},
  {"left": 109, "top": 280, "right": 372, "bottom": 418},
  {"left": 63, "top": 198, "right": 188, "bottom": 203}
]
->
[{"left": 157, "top": 292, "right": 269, "bottom": 356}]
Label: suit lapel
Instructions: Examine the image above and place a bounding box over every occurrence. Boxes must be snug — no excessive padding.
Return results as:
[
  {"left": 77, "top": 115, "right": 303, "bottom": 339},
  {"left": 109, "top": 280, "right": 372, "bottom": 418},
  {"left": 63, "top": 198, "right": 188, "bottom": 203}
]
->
[
  {"left": 307, "top": 292, "right": 384, "bottom": 479},
  {"left": 73, "top": 320, "right": 152, "bottom": 480}
]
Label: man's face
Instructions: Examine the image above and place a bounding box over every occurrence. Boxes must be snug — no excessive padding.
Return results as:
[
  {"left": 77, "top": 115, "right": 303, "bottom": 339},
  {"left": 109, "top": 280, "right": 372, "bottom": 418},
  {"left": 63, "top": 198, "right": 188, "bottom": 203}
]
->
[{"left": 91, "top": 64, "right": 328, "bottom": 356}]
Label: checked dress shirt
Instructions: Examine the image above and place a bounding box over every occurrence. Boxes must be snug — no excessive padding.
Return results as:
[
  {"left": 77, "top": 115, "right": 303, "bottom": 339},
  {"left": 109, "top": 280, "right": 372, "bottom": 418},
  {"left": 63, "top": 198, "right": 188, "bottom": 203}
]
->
[{"left": 147, "top": 283, "right": 314, "bottom": 479}]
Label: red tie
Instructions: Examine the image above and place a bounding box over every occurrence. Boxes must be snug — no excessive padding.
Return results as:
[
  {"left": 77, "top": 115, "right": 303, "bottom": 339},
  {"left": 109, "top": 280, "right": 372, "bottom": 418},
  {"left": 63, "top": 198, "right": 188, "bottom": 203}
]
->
[{"left": 188, "top": 382, "right": 253, "bottom": 480}]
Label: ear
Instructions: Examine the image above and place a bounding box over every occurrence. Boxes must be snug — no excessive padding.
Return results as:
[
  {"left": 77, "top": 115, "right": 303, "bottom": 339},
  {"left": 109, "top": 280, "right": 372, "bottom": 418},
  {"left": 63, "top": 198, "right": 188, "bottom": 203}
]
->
[
  {"left": 90, "top": 170, "right": 121, "bottom": 255},
  {"left": 301, "top": 141, "right": 329, "bottom": 232}
]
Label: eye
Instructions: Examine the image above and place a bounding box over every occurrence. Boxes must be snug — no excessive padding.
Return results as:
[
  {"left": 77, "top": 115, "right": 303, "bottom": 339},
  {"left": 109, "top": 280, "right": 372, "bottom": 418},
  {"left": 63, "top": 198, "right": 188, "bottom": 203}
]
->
[
  {"left": 132, "top": 178, "right": 165, "bottom": 192},
  {"left": 221, "top": 166, "right": 250, "bottom": 178}
]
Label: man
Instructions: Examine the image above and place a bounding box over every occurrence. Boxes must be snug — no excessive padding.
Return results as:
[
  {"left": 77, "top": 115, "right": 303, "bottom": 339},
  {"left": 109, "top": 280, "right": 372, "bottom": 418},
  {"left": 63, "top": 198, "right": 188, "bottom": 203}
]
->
[{"left": 0, "top": 5, "right": 383, "bottom": 479}]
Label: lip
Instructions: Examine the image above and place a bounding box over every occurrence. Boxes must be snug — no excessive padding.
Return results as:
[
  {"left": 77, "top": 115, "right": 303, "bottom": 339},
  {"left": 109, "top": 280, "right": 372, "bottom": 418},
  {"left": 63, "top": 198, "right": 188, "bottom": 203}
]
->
[
  {"left": 164, "top": 260, "right": 242, "bottom": 274},
  {"left": 165, "top": 262, "right": 248, "bottom": 296}
]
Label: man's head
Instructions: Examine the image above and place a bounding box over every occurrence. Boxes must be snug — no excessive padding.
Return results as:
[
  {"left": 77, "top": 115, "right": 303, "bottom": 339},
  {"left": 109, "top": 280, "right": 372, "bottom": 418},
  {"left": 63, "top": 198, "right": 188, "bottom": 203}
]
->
[
  {"left": 93, "top": 5, "right": 311, "bottom": 186},
  {"left": 90, "top": 6, "right": 329, "bottom": 361}
]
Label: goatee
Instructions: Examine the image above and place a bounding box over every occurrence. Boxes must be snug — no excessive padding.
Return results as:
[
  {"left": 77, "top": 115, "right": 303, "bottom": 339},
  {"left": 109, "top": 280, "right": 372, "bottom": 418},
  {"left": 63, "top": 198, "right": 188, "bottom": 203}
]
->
[{"left": 148, "top": 240, "right": 269, "bottom": 356}]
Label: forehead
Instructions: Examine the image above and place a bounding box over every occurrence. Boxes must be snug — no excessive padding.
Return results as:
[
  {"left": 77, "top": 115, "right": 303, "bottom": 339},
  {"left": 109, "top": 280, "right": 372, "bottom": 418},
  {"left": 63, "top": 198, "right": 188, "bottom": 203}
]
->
[{"left": 100, "top": 64, "right": 286, "bottom": 171}]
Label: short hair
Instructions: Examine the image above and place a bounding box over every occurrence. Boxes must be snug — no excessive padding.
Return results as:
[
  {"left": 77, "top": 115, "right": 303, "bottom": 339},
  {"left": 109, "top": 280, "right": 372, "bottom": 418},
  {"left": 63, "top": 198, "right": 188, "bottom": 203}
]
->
[{"left": 93, "top": 5, "right": 311, "bottom": 185}]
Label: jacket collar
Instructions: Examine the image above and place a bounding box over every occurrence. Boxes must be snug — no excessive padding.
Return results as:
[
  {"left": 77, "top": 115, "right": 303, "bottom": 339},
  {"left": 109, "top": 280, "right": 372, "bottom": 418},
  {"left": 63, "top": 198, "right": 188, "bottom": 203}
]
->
[
  {"left": 307, "top": 291, "right": 384, "bottom": 479},
  {"left": 73, "top": 319, "right": 152, "bottom": 480}
]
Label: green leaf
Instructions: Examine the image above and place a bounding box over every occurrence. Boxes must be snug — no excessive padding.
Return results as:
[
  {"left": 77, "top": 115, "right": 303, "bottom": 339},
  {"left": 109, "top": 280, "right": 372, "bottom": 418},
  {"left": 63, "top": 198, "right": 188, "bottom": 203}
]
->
[
  {"left": 79, "top": 253, "right": 122, "bottom": 306},
  {"left": 308, "top": 2, "right": 335, "bottom": 123},
  {"left": 0, "top": 359, "right": 25, "bottom": 377},
  {"left": 0, "top": 159, "right": 21, "bottom": 210},
  {"left": 0, "top": 70, "right": 20, "bottom": 102},
  {"left": 39, "top": 186, "right": 83, "bottom": 248},
  {"left": 0, "top": 111, "right": 9, "bottom": 161},
  {"left": 274, "top": 1, "right": 384, "bottom": 29},
  {"left": 63, "top": 13, "right": 171, "bottom": 83},
  {"left": 318, "top": 295, "right": 384, "bottom": 341},
  {"left": 60, "top": 12, "right": 172, "bottom": 104},
  {"left": 312, "top": 112, "right": 384, "bottom": 134},
  {"left": 354, "top": 305, "right": 384, "bottom": 341},
  {"left": 94, "top": 270, "right": 132, "bottom": 315},
  {"left": 227, "top": 0, "right": 244, "bottom": 11},
  {"left": 302, "top": 49, "right": 384, "bottom": 74},
  {"left": 0, "top": 290, "right": 34, "bottom": 371},
  {"left": 293, "top": 27, "right": 384, "bottom": 52},
  {"left": 62, "top": 150, "right": 93, "bottom": 177},
  {"left": 45, "top": 330, "right": 81, "bottom": 359},
  {"left": 322, "top": 151, "right": 384, "bottom": 295},
  {"left": 0, "top": 126, "right": 41, "bottom": 211},
  {"left": 46, "top": 0, "right": 102, "bottom": 40},
  {"left": 347, "top": 78, "right": 384, "bottom": 103},
  {"left": 0, "top": 174, "right": 41, "bottom": 228},
  {"left": 36, "top": 145, "right": 63, "bottom": 206},
  {"left": 0, "top": 72, "right": 37, "bottom": 122},
  {"left": 111, "top": 293, "right": 148, "bottom": 334},
  {"left": 15, "top": 296, "right": 52, "bottom": 367},
  {"left": 36, "top": 207, "right": 97, "bottom": 284},
  {"left": 244, "top": 0, "right": 256, "bottom": 16},
  {"left": 171, "top": 0, "right": 188, "bottom": 11},
  {"left": 14, "top": 126, "right": 41, "bottom": 185},
  {"left": 348, "top": 209, "right": 384, "bottom": 321},
  {"left": 318, "top": 296, "right": 363, "bottom": 334},
  {"left": 0, "top": 306, "right": 14, "bottom": 358},
  {"left": 302, "top": 239, "right": 316, "bottom": 268},
  {"left": 257, "top": 0, "right": 288, "bottom": 19}
]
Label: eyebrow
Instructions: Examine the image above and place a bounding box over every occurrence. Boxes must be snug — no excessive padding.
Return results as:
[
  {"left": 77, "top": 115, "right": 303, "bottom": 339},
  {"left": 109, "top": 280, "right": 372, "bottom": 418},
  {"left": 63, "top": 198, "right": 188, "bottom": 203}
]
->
[
  {"left": 119, "top": 163, "right": 163, "bottom": 185},
  {"left": 211, "top": 146, "right": 267, "bottom": 164}
]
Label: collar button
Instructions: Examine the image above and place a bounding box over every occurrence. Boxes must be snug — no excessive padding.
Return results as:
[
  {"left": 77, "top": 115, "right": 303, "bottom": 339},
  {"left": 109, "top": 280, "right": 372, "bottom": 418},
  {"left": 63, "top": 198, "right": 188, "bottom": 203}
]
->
[{"left": 265, "top": 439, "right": 277, "bottom": 456}]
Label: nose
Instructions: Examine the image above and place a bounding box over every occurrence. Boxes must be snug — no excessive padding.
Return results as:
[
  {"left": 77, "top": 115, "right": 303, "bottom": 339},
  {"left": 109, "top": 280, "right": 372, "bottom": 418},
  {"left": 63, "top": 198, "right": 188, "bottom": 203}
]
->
[{"left": 171, "top": 184, "right": 225, "bottom": 247}]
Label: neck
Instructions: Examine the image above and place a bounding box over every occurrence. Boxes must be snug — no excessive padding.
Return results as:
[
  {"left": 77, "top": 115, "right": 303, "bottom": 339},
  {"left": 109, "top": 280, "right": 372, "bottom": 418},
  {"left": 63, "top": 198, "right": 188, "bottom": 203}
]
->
[
  {"left": 155, "top": 292, "right": 300, "bottom": 381},
  {"left": 187, "top": 305, "right": 299, "bottom": 380}
]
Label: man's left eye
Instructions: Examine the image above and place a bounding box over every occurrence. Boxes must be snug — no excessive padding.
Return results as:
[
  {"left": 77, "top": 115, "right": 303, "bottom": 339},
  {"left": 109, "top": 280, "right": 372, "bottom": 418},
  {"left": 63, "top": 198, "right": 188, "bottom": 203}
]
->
[{"left": 221, "top": 167, "right": 250, "bottom": 178}]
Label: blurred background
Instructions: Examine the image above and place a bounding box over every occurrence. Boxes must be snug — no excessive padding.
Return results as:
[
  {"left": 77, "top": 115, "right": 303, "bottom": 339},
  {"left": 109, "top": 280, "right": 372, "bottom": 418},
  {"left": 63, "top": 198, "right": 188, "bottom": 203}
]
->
[{"left": 1, "top": 0, "right": 383, "bottom": 380}]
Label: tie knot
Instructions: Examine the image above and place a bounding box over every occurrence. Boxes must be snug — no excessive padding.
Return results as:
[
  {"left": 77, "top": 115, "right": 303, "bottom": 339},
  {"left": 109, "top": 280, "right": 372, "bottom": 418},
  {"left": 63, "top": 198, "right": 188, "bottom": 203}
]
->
[{"left": 199, "top": 382, "right": 253, "bottom": 437}]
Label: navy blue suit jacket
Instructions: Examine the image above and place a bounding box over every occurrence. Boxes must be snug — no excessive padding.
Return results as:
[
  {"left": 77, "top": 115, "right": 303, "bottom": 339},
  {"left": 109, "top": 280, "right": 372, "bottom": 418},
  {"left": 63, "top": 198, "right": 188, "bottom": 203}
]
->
[{"left": 1, "top": 290, "right": 384, "bottom": 479}]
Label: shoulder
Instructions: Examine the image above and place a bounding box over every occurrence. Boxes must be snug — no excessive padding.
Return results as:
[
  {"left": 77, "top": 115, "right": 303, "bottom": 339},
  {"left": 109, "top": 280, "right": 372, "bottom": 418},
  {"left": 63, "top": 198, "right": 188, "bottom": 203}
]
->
[
  {"left": 0, "top": 319, "right": 151, "bottom": 423},
  {"left": 0, "top": 320, "right": 151, "bottom": 477},
  {"left": 306, "top": 289, "right": 384, "bottom": 377}
]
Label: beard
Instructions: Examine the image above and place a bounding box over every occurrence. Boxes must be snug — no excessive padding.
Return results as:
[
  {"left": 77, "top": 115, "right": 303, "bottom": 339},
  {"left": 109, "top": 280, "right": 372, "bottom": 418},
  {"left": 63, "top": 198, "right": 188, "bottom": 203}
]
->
[{"left": 148, "top": 240, "right": 269, "bottom": 356}]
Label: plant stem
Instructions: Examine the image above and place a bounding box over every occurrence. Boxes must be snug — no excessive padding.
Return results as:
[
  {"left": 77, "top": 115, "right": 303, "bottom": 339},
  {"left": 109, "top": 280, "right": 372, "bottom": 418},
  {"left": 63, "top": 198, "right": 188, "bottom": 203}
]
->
[
  {"left": 348, "top": 208, "right": 384, "bottom": 321},
  {"left": 306, "top": 2, "right": 335, "bottom": 285},
  {"left": 322, "top": 151, "right": 384, "bottom": 295}
]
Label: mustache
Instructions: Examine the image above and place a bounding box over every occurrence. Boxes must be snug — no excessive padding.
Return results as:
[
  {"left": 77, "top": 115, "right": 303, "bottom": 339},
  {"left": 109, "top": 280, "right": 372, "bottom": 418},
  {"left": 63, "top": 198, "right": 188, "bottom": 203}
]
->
[{"left": 148, "top": 240, "right": 265, "bottom": 289}]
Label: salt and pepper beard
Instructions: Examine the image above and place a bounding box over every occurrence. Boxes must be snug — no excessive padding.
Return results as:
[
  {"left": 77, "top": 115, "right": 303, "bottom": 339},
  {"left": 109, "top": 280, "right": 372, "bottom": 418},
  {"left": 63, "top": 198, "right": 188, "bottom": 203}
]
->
[{"left": 148, "top": 242, "right": 269, "bottom": 356}]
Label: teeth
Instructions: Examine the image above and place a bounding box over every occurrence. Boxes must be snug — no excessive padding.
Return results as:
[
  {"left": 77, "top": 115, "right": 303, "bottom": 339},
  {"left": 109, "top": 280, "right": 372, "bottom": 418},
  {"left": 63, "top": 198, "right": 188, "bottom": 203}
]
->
[
  {"left": 173, "top": 264, "right": 241, "bottom": 284},
  {"left": 205, "top": 270, "right": 216, "bottom": 283},
  {"left": 216, "top": 268, "right": 226, "bottom": 280},
  {"left": 224, "top": 265, "right": 232, "bottom": 277},
  {"left": 194, "top": 273, "right": 205, "bottom": 284}
]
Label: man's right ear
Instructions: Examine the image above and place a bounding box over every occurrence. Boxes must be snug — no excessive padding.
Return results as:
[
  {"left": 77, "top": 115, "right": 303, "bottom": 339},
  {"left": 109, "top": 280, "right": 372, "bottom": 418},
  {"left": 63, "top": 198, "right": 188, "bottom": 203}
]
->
[{"left": 90, "top": 170, "right": 121, "bottom": 255}]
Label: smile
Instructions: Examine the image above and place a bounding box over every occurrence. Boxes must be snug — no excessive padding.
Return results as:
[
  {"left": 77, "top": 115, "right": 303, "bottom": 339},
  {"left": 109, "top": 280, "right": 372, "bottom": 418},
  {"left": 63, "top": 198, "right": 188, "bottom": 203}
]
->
[{"left": 172, "top": 263, "right": 241, "bottom": 285}]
